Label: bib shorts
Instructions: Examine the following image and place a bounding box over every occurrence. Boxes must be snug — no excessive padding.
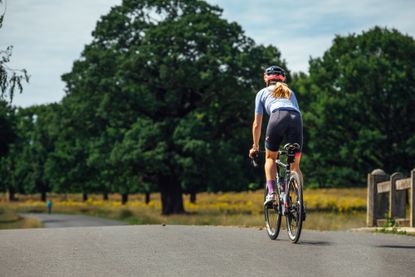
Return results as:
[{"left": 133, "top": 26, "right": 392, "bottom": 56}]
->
[{"left": 265, "top": 109, "right": 303, "bottom": 152}]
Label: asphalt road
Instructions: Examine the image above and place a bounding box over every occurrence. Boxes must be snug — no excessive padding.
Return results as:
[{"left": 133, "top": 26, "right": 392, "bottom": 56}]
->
[
  {"left": 20, "top": 213, "right": 127, "bottom": 228},
  {"left": 1, "top": 225, "right": 415, "bottom": 277}
]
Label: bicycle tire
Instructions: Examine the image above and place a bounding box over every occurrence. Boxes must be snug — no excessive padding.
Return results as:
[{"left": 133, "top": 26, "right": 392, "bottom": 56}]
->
[
  {"left": 264, "top": 184, "right": 282, "bottom": 240},
  {"left": 286, "top": 171, "right": 303, "bottom": 243}
]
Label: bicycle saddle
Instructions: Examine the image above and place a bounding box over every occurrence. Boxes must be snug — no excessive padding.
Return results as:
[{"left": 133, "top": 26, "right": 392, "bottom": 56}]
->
[{"left": 283, "top": 143, "right": 300, "bottom": 153}]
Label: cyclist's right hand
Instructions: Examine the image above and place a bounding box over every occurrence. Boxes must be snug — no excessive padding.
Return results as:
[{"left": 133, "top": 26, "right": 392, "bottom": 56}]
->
[
  {"left": 249, "top": 148, "right": 260, "bottom": 167},
  {"left": 248, "top": 148, "right": 258, "bottom": 159}
]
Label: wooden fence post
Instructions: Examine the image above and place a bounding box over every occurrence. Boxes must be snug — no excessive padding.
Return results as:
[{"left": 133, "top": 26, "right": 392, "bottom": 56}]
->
[
  {"left": 367, "top": 169, "right": 388, "bottom": 227},
  {"left": 389, "top": 172, "right": 405, "bottom": 219}
]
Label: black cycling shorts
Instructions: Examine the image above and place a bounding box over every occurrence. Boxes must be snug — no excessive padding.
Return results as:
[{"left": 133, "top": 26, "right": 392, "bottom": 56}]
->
[{"left": 265, "top": 109, "right": 303, "bottom": 152}]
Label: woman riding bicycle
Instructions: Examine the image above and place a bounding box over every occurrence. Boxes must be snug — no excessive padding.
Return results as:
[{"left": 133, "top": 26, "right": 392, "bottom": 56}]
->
[{"left": 248, "top": 65, "right": 303, "bottom": 205}]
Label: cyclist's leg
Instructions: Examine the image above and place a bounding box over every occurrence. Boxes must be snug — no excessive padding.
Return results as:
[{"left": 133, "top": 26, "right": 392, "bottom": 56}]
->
[
  {"left": 285, "top": 111, "right": 306, "bottom": 222},
  {"left": 265, "top": 149, "right": 278, "bottom": 182},
  {"left": 286, "top": 111, "right": 304, "bottom": 184},
  {"left": 291, "top": 152, "right": 303, "bottom": 185},
  {"left": 265, "top": 110, "right": 286, "bottom": 194}
]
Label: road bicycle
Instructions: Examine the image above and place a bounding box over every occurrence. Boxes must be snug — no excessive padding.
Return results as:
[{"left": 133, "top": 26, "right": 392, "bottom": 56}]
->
[{"left": 252, "top": 143, "right": 305, "bottom": 243}]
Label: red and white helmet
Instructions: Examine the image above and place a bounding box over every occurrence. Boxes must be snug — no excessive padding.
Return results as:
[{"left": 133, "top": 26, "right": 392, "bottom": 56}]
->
[{"left": 264, "top": 65, "right": 286, "bottom": 83}]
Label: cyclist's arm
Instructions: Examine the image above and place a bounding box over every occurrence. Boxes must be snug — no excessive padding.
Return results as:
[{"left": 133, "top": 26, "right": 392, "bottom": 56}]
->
[
  {"left": 252, "top": 91, "right": 264, "bottom": 150},
  {"left": 252, "top": 114, "right": 263, "bottom": 150}
]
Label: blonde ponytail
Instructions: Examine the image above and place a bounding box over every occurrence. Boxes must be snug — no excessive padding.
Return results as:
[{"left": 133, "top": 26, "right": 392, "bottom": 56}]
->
[{"left": 271, "top": 82, "right": 291, "bottom": 99}]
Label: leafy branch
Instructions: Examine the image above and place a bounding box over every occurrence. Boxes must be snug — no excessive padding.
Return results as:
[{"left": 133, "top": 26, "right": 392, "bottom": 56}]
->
[{"left": 0, "top": 0, "right": 30, "bottom": 103}]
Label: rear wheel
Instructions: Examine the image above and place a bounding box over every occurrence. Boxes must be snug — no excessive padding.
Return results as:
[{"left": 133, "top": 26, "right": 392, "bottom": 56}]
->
[
  {"left": 286, "top": 171, "right": 303, "bottom": 243},
  {"left": 264, "top": 185, "right": 282, "bottom": 240}
]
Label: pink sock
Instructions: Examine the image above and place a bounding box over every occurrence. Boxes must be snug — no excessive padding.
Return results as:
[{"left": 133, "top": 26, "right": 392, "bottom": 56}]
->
[{"left": 266, "top": 180, "right": 275, "bottom": 194}]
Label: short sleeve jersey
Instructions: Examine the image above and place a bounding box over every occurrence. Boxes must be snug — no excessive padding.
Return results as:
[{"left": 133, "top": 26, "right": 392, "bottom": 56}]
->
[{"left": 255, "top": 85, "right": 300, "bottom": 115}]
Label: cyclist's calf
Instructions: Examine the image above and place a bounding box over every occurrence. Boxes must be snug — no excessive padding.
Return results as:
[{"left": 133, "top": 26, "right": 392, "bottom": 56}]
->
[
  {"left": 291, "top": 153, "right": 303, "bottom": 185},
  {"left": 265, "top": 149, "right": 278, "bottom": 182}
]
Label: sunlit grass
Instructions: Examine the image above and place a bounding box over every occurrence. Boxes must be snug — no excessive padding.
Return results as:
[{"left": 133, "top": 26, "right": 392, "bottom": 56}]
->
[
  {"left": 0, "top": 188, "right": 367, "bottom": 230},
  {"left": 0, "top": 206, "right": 43, "bottom": 229}
]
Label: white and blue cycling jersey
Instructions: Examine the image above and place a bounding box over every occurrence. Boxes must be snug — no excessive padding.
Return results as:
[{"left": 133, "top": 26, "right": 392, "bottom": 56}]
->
[{"left": 255, "top": 85, "right": 301, "bottom": 115}]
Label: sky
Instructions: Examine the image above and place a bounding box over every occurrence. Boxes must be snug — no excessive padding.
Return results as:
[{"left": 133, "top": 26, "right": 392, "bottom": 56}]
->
[{"left": 1, "top": 0, "right": 414, "bottom": 107}]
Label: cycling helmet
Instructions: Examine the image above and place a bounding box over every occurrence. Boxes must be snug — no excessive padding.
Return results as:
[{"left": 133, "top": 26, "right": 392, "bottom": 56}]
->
[{"left": 264, "top": 65, "right": 286, "bottom": 82}]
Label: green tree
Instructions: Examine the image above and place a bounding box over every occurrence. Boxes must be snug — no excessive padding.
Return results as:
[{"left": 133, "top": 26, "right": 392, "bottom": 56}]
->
[
  {"left": 40, "top": 102, "right": 93, "bottom": 200},
  {"left": 0, "top": 100, "right": 17, "bottom": 199},
  {"left": 0, "top": 100, "right": 15, "bottom": 157},
  {"left": 298, "top": 27, "right": 415, "bottom": 187},
  {"left": 86, "top": 132, "right": 118, "bottom": 201},
  {"left": 0, "top": 105, "right": 60, "bottom": 201},
  {"left": 110, "top": 118, "right": 166, "bottom": 204},
  {"left": 61, "top": 0, "right": 286, "bottom": 214},
  {"left": 0, "top": 106, "right": 36, "bottom": 200},
  {"left": 22, "top": 105, "right": 59, "bottom": 201}
]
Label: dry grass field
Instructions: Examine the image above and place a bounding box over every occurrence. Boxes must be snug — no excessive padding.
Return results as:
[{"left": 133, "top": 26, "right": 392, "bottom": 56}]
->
[
  {"left": 0, "top": 207, "right": 43, "bottom": 229},
  {"left": 0, "top": 188, "right": 367, "bottom": 230}
]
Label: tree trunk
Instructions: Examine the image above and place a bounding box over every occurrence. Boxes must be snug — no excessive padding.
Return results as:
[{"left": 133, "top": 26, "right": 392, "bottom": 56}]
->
[
  {"left": 82, "top": 192, "right": 88, "bottom": 202},
  {"left": 8, "top": 188, "right": 16, "bottom": 201},
  {"left": 190, "top": 191, "right": 196, "bottom": 204},
  {"left": 121, "top": 193, "right": 128, "bottom": 205},
  {"left": 103, "top": 192, "right": 109, "bottom": 201},
  {"left": 145, "top": 192, "right": 150, "bottom": 204},
  {"left": 160, "top": 179, "right": 185, "bottom": 215},
  {"left": 41, "top": 190, "right": 47, "bottom": 202}
]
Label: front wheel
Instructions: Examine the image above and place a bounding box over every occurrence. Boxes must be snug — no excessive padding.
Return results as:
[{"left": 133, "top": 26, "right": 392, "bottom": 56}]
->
[
  {"left": 264, "top": 185, "right": 282, "bottom": 240},
  {"left": 286, "top": 171, "right": 303, "bottom": 243}
]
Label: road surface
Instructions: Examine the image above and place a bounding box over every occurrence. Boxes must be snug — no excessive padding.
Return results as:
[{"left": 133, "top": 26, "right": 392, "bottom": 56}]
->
[
  {"left": 20, "top": 213, "right": 127, "bottom": 228},
  {"left": 1, "top": 225, "right": 414, "bottom": 276}
]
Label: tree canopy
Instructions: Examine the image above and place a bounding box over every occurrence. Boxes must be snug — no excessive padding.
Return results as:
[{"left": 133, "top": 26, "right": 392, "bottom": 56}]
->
[
  {"left": 58, "top": 0, "right": 286, "bottom": 213},
  {"left": 295, "top": 27, "right": 415, "bottom": 187}
]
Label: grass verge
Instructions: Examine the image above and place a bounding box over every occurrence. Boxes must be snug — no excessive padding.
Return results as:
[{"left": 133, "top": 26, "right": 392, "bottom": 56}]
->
[
  {"left": 1, "top": 188, "right": 367, "bottom": 230},
  {"left": 0, "top": 207, "right": 43, "bottom": 229}
]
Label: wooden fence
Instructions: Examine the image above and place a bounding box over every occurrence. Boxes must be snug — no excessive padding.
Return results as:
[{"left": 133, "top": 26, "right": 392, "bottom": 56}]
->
[{"left": 367, "top": 168, "right": 415, "bottom": 227}]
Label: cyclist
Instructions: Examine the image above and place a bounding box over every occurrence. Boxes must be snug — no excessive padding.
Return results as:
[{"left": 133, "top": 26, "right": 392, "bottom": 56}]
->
[{"left": 248, "top": 65, "right": 303, "bottom": 205}]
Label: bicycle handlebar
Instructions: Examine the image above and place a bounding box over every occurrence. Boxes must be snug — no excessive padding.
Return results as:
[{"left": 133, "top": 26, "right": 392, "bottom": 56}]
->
[
  {"left": 250, "top": 148, "right": 295, "bottom": 168},
  {"left": 251, "top": 152, "right": 260, "bottom": 168}
]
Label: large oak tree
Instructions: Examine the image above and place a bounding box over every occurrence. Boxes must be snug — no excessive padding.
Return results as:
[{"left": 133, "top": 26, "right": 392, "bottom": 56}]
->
[{"left": 61, "top": 0, "right": 285, "bottom": 214}]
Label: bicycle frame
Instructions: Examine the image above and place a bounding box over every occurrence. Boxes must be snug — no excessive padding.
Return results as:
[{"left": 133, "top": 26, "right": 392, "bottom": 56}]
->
[{"left": 276, "top": 150, "right": 294, "bottom": 193}]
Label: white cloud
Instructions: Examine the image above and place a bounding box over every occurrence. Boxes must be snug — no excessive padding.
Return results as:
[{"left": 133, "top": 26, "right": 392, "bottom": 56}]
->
[
  {"left": 1, "top": 0, "right": 414, "bottom": 107},
  {"left": 208, "top": 0, "right": 415, "bottom": 72}
]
